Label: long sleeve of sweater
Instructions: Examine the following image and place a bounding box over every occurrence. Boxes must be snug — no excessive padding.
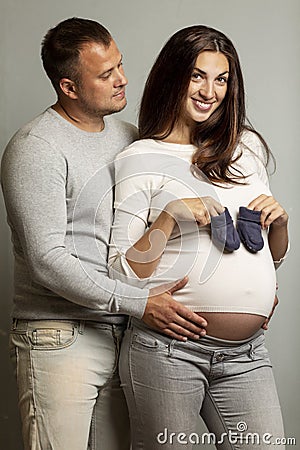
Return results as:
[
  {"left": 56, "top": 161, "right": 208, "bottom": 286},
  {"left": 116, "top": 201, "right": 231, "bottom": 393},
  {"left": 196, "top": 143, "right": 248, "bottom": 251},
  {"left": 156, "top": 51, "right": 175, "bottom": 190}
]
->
[{"left": 1, "top": 110, "right": 149, "bottom": 319}]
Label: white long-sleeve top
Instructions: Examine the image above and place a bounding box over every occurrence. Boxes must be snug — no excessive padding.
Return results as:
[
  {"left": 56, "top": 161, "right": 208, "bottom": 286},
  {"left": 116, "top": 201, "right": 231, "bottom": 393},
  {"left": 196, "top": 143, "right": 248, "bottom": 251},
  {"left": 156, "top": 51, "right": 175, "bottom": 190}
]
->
[{"left": 109, "top": 130, "right": 278, "bottom": 317}]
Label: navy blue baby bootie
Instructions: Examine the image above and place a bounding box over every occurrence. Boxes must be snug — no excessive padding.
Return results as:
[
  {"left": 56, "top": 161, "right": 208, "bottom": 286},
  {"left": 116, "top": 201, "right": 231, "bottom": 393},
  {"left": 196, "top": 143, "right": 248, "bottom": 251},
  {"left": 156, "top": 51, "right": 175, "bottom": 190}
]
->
[
  {"left": 237, "top": 206, "right": 264, "bottom": 253},
  {"left": 211, "top": 207, "right": 240, "bottom": 252}
]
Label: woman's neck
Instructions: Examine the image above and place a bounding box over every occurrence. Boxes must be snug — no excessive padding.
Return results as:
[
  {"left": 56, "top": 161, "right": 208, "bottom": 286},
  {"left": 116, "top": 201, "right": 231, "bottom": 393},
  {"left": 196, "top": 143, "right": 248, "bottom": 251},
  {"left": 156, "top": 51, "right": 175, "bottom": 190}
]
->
[{"left": 161, "top": 122, "right": 194, "bottom": 145}]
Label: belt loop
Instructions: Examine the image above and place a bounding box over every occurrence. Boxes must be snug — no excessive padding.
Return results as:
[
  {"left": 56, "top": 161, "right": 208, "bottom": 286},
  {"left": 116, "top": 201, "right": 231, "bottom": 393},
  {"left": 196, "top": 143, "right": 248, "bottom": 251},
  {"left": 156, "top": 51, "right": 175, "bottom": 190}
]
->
[
  {"left": 32, "top": 330, "right": 37, "bottom": 345},
  {"left": 12, "top": 318, "right": 18, "bottom": 330},
  {"left": 168, "top": 340, "right": 175, "bottom": 357},
  {"left": 127, "top": 317, "right": 133, "bottom": 330},
  {"left": 78, "top": 321, "right": 85, "bottom": 334},
  {"left": 249, "top": 343, "right": 255, "bottom": 360}
]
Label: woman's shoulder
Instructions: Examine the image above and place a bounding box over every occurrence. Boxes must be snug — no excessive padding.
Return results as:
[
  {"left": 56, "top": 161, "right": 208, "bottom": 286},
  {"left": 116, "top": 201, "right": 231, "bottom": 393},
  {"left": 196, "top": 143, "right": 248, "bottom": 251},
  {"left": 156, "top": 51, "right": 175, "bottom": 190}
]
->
[
  {"left": 240, "top": 128, "right": 262, "bottom": 146},
  {"left": 116, "top": 139, "right": 160, "bottom": 161},
  {"left": 239, "top": 129, "right": 267, "bottom": 163}
]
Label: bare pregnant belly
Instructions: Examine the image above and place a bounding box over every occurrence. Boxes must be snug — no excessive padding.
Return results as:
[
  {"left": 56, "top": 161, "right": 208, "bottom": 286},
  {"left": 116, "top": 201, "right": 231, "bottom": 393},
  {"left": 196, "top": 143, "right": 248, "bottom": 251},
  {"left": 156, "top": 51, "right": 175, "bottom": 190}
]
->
[{"left": 197, "top": 312, "right": 266, "bottom": 340}]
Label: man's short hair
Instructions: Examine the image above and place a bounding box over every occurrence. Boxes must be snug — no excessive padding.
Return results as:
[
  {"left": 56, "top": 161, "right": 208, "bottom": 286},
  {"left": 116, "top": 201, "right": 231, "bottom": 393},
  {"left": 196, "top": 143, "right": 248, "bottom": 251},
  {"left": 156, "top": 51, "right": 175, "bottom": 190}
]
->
[{"left": 41, "top": 17, "right": 112, "bottom": 93}]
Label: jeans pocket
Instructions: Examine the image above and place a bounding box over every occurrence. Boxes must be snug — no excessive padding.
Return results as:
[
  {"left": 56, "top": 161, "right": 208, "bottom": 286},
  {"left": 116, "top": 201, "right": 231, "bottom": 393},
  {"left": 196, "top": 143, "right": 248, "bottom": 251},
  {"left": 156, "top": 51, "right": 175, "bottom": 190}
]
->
[
  {"left": 249, "top": 339, "right": 271, "bottom": 363},
  {"left": 28, "top": 325, "right": 78, "bottom": 350},
  {"left": 131, "top": 330, "right": 160, "bottom": 351}
]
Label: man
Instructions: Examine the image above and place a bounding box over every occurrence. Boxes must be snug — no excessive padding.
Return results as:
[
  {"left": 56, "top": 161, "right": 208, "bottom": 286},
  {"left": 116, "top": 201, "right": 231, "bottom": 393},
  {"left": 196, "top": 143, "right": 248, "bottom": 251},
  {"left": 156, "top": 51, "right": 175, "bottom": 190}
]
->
[{"left": 1, "top": 18, "right": 207, "bottom": 450}]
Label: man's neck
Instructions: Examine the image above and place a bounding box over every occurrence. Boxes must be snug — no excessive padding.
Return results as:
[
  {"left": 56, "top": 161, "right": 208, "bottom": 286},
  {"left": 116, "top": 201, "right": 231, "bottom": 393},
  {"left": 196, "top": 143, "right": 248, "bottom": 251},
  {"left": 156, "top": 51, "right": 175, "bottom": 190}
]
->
[{"left": 52, "top": 101, "right": 105, "bottom": 133}]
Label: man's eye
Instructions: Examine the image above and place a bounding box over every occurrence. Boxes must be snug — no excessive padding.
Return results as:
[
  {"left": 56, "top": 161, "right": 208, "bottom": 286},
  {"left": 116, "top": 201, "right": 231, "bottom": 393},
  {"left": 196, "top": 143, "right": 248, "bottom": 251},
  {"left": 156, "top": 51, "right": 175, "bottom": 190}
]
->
[{"left": 100, "top": 71, "right": 112, "bottom": 79}]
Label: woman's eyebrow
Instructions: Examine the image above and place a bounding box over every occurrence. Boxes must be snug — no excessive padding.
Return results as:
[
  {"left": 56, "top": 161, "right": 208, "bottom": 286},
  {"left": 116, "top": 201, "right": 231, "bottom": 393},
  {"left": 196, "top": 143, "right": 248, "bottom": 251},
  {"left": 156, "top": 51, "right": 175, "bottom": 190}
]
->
[{"left": 193, "top": 67, "right": 229, "bottom": 77}]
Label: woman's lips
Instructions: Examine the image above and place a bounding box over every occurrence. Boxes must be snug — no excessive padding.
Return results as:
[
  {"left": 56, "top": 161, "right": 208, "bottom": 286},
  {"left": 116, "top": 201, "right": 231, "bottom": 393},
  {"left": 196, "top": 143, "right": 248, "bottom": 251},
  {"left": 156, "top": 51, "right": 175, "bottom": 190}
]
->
[{"left": 192, "top": 99, "right": 214, "bottom": 111}]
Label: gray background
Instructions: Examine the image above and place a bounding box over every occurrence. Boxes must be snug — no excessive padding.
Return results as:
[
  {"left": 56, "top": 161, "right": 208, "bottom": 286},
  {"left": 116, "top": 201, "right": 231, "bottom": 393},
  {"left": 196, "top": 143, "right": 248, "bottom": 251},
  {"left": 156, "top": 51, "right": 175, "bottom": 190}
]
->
[{"left": 0, "top": 0, "right": 299, "bottom": 448}]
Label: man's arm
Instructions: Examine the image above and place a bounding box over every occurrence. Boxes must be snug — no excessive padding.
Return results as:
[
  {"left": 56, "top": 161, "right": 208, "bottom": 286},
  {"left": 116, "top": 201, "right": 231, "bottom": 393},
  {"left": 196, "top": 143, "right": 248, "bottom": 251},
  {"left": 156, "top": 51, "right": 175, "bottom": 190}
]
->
[
  {"left": 1, "top": 135, "right": 207, "bottom": 340},
  {"left": 1, "top": 136, "right": 149, "bottom": 318}
]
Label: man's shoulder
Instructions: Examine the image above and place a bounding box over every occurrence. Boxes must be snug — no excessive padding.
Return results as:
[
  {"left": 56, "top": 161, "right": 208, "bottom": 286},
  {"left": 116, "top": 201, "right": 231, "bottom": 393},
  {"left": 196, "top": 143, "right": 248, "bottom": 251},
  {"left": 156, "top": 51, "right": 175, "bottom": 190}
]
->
[
  {"left": 1, "top": 109, "right": 70, "bottom": 173},
  {"left": 5, "top": 108, "right": 59, "bottom": 149},
  {"left": 104, "top": 116, "right": 138, "bottom": 144}
]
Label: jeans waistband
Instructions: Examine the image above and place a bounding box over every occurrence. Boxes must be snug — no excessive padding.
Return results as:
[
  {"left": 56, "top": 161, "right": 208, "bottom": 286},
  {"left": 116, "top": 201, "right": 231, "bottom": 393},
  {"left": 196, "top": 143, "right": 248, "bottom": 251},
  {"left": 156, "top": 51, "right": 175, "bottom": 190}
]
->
[
  {"left": 128, "top": 317, "right": 264, "bottom": 353},
  {"left": 12, "top": 319, "right": 127, "bottom": 334}
]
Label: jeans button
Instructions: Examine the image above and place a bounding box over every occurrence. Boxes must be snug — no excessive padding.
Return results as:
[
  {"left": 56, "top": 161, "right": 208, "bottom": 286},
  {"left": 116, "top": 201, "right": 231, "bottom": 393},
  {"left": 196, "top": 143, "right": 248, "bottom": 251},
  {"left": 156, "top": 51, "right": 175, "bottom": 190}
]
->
[{"left": 216, "top": 353, "right": 225, "bottom": 362}]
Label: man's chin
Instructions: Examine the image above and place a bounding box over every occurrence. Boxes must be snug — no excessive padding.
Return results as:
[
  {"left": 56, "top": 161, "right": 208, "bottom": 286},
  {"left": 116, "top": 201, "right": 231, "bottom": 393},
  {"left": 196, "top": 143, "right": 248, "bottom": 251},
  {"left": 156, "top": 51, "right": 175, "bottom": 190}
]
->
[{"left": 106, "top": 101, "right": 127, "bottom": 116}]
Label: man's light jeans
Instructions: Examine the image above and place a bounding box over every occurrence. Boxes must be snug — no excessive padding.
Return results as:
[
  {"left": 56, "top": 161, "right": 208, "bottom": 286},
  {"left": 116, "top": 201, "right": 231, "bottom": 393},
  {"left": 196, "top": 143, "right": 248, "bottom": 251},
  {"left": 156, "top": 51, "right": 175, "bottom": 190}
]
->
[
  {"left": 10, "top": 319, "right": 130, "bottom": 450},
  {"left": 120, "top": 318, "right": 285, "bottom": 450}
]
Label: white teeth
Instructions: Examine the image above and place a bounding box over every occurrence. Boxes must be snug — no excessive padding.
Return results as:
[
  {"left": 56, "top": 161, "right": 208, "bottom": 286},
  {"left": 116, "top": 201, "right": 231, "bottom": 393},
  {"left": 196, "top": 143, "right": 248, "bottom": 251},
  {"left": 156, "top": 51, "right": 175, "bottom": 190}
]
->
[{"left": 195, "top": 100, "right": 211, "bottom": 109}]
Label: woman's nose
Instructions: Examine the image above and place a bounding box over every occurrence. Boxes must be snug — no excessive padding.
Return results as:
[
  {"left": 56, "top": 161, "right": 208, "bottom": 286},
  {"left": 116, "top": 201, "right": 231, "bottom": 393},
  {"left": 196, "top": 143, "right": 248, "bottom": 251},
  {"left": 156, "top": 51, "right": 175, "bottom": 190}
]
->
[{"left": 199, "top": 80, "right": 214, "bottom": 99}]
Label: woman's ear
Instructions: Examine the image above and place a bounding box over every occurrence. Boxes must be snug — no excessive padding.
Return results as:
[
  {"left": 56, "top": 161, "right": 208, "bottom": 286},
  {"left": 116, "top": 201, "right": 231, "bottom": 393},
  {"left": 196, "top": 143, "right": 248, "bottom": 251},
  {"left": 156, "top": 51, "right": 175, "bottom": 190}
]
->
[{"left": 59, "top": 78, "right": 78, "bottom": 99}]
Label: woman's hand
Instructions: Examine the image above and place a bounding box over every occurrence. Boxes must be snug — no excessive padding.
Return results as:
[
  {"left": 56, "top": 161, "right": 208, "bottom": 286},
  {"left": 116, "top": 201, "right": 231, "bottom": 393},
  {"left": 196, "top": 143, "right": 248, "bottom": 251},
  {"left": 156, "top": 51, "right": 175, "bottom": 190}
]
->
[
  {"left": 125, "top": 196, "right": 224, "bottom": 279},
  {"left": 247, "top": 194, "right": 289, "bottom": 230},
  {"left": 262, "top": 293, "right": 279, "bottom": 331},
  {"left": 165, "top": 196, "right": 225, "bottom": 226}
]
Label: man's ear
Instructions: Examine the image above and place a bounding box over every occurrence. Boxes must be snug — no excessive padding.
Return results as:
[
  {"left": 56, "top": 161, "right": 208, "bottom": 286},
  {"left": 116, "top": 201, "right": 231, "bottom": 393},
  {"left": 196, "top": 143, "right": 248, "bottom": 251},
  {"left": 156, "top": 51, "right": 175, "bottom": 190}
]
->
[{"left": 59, "top": 78, "right": 78, "bottom": 99}]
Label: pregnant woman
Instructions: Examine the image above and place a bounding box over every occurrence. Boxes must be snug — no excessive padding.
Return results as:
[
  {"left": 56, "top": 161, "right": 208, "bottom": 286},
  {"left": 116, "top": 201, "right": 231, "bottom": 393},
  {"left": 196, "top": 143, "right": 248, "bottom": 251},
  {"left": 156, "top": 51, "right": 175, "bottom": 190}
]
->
[{"left": 109, "top": 25, "right": 289, "bottom": 449}]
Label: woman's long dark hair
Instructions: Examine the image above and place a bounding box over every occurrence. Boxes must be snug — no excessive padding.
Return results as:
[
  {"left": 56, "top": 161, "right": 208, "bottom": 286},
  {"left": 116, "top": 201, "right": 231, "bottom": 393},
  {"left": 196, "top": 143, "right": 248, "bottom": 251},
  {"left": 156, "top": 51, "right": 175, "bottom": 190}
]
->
[{"left": 139, "top": 25, "right": 272, "bottom": 184}]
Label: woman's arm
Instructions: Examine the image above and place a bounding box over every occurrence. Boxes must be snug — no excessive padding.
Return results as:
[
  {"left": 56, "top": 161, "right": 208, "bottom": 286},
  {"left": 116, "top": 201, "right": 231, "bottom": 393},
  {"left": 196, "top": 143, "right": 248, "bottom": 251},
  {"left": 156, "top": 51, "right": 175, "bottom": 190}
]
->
[
  {"left": 247, "top": 194, "right": 289, "bottom": 265},
  {"left": 245, "top": 132, "right": 289, "bottom": 266},
  {"left": 268, "top": 221, "right": 289, "bottom": 265},
  {"left": 126, "top": 196, "right": 224, "bottom": 278},
  {"left": 109, "top": 149, "right": 223, "bottom": 280},
  {"left": 108, "top": 149, "right": 209, "bottom": 340},
  {"left": 125, "top": 209, "right": 176, "bottom": 278}
]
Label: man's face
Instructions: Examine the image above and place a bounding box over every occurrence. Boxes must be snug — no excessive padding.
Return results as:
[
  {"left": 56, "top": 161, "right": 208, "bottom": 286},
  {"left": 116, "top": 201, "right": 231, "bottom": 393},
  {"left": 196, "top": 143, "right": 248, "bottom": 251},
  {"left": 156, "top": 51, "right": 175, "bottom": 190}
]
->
[{"left": 75, "top": 39, "right": 128, "bottom": 118}]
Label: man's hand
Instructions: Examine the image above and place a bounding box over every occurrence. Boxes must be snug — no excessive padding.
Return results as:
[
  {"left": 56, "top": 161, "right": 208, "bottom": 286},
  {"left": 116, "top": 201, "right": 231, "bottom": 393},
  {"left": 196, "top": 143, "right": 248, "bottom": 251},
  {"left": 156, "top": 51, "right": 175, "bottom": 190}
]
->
[
  {"left": 142, "top": 277, "right": 207, "bottom": 341},
  {"left": 262, "top": 294, "right": 279, "bottom": 330}
]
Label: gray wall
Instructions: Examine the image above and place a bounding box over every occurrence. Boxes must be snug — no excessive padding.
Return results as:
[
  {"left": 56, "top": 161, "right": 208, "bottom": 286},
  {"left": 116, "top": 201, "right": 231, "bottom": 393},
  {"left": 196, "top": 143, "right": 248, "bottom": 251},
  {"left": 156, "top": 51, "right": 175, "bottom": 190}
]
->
[{"left": 1, "top": 0, "right": 299, "bottom": 448}]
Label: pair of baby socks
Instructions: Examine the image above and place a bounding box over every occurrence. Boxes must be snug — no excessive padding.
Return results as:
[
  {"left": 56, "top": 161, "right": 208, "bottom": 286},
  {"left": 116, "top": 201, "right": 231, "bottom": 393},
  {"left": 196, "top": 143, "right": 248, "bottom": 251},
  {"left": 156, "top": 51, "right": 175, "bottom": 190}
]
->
[{"left": 211, "top": 207, "right": 264, "bottom": 253}]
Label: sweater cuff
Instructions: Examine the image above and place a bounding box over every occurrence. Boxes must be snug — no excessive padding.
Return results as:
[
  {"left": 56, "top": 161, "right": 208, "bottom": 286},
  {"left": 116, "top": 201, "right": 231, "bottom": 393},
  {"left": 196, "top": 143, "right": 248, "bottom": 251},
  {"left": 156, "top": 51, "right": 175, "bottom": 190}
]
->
[
  {"left": 117, "top": 291, "right": 149, "bottom": 319},
  {"left": 111, "top": 279, "right": 149, "bottom": 319}
]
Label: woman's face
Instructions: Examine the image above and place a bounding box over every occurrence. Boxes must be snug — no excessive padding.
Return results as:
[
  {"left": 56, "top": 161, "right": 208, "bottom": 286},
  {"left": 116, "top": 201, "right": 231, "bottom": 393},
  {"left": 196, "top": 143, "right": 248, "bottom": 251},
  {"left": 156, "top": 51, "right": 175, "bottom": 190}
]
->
[{"left": 181, "top": 50, "right": 229, "bottom": 126}]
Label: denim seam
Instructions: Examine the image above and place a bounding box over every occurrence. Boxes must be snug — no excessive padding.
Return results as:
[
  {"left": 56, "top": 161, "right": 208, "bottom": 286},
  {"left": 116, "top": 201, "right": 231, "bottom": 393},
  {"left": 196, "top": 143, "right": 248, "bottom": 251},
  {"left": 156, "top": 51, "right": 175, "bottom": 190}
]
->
[
  {"left": 110, "top": 325, "right": 121, "bottom": 375},
  {"left": 28, "top": 346, "right": 38, "bottom": 417},
  {"left": 206, "top": 389, "right": 235, "bottom": 450},
  {"left": 128, "top": 330, "right": 146, "bottom": 434},
  {"left": 100, "top": 326, "right": 127, "bottom": 390},
  {"left": 89, "top": 410, "right": 96, "bottom": 450}
]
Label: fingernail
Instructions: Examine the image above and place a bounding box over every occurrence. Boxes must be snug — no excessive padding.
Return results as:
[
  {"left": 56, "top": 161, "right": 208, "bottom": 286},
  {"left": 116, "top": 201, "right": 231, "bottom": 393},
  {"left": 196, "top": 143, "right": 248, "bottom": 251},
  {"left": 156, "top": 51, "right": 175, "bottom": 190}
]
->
[{"left": 200, "top": 330, "right": 206, "bottom": 336}]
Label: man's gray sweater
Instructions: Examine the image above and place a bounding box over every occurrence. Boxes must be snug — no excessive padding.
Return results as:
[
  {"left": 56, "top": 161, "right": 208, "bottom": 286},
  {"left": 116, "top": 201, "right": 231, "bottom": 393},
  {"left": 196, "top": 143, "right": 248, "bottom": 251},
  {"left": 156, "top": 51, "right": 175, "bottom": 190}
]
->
[{"left": 1, "top": 108, "right": 149, "bottom": 323}]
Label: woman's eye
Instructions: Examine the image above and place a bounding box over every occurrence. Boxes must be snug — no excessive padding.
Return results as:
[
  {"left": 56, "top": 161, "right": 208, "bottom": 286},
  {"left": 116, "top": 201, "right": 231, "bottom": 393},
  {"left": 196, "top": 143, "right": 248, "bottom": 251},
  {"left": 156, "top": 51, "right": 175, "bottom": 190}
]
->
[
  {"left": 217, "top": 77, "right": 228, "bottom": 84},
  {"left": 192, "top": 73, "right": 202, "bottom": 80}
]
